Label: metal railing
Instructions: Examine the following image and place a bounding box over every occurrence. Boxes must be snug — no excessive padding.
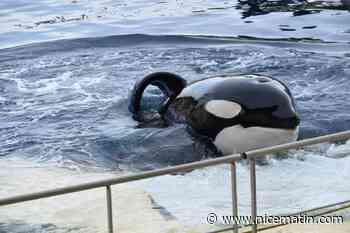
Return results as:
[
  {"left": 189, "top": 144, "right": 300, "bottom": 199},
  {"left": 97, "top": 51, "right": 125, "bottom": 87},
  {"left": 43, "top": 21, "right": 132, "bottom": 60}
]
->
[{"left": 1, "top": 130, "right": 350, "bottom": 233}]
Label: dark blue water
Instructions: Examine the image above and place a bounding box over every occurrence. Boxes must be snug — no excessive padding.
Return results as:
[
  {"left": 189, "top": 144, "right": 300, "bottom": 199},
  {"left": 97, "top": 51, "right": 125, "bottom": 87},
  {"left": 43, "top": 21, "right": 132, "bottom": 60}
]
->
[{"left": 1, "top": 33, "right": 350, "bottom": 170}]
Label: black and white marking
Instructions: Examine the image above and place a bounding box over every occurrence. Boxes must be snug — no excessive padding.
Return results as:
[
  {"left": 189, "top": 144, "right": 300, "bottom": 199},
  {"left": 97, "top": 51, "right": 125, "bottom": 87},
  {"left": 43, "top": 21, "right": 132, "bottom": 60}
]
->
[{"left": 129, "top": 72, "right": 300, "bottom": 155}]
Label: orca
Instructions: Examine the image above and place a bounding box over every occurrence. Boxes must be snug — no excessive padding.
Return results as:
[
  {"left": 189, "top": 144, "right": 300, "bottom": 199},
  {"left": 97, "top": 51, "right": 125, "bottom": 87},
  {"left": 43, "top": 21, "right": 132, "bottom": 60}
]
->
[{"left": 129, "top": 72, "right": 300, "bottom": 155}]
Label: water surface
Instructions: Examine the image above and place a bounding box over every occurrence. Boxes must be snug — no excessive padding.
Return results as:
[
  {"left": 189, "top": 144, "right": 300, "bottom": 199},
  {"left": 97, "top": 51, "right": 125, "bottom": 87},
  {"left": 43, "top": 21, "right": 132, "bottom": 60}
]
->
[{"left": 0, "top": 0, "right": 350, "bottom": 232}]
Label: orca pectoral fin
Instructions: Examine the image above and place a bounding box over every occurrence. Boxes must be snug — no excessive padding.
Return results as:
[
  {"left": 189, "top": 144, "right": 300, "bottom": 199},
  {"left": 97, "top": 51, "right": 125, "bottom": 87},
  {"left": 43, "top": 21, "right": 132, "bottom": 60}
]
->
[{"left": 128, "top": 72, "right": 187, "bottom": 123}]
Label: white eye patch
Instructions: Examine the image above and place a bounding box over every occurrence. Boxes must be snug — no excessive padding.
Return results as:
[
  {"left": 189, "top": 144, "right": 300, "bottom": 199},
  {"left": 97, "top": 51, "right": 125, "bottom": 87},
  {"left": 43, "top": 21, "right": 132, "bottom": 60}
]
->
[{"left": 204, "top": 100, "right": 242, "bottom": 119}]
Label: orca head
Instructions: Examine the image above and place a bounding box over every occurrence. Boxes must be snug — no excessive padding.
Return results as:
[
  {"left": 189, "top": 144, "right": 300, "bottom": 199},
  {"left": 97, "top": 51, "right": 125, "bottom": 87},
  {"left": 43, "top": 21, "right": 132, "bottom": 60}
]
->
[{"left": 170, "top": 74, "right": 300, "bottom": 154}]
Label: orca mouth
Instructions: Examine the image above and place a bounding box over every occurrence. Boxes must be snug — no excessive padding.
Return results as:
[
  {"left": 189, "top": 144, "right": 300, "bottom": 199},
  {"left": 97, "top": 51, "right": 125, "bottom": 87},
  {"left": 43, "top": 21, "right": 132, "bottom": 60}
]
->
[
  {"left": 238, "top": 107, "right": 300, "bottom": 130},
  {"left": 240, "top": 116, "right": 300, "bottom": 130}
]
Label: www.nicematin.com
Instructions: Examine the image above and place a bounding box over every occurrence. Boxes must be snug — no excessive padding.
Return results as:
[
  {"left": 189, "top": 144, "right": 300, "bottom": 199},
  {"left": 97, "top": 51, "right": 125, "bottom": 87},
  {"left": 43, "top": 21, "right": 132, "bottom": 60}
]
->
[{"left": 206, "top": 213, "right": 343, "bottom": 225}]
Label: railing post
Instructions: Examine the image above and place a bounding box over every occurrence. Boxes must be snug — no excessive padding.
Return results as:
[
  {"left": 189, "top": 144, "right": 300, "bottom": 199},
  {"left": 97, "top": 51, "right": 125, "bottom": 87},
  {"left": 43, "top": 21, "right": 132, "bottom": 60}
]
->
[
  {"left": 106, "top": 185, "right": 114, "bottom": 233},
  {"left": 230, "top": 162, "right": 239, "bottom": 233},
  {"left": 249, "top": 158, "right": 257, "bottom": 233}
]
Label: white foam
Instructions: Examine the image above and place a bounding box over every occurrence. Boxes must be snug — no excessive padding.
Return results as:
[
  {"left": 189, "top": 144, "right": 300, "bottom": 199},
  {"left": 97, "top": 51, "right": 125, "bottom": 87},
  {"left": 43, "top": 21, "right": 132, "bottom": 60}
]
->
[
  {"left": 327, "top": 140, "right": 350, "bottom": 158},
  {"left": 12, "top": 71, "right": 73, "bottom": 95}
]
